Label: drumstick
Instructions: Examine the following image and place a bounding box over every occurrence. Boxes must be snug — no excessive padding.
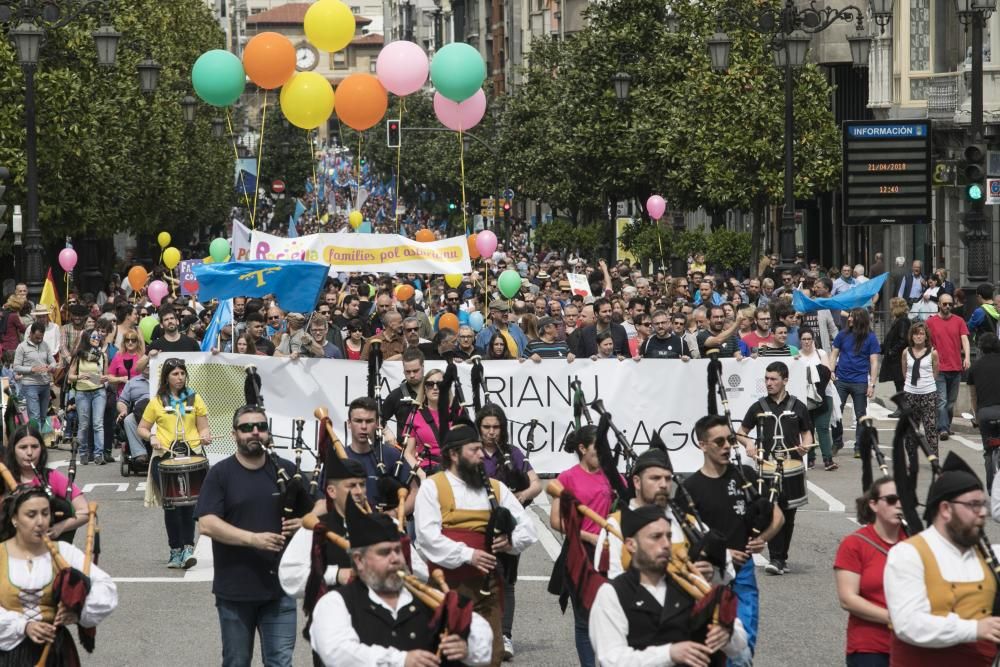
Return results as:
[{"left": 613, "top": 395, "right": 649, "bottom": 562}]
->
[
  {"left": 397, "top": 488, "right": 408, "bottom": 534},
  {"left": 301, "top": 513, "right": 351, "bottom": 551},
  {"left": 313, "top": 407, "right": 350, "bottom": 460},
  {"left": 546, "top": 481, "right": 624, "bottom": 541},
  {"left": 83, "top": 502, "right": 98, "bottom": 576}
]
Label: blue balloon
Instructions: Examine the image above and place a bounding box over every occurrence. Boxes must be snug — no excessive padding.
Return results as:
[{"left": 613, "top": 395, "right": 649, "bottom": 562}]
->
[
  {"left": 458, "top": 310, "right": 470, "bottom": 325},
  {"left": 468, "top": 311, "right": 484, "bottom": 332}
]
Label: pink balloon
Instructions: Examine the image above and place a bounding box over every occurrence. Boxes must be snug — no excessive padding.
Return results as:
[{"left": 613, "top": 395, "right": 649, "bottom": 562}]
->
[
  {"left": 376, "top": 40, "right": 429, "bottom": 96},
  {"left": 58, "top": 248, "right": 77, "bottom": 272},
  {"left": 433, "top": 90, "right": 487, "bottom": 132},
  {"left": 476, "top": 230, "right": 498, "bottom": 258},
  {"left": 147, "top": 280, "right": 169, "bottom": 307},
  {"left": 646, "top": 195, "right": 666, "bottom": 221}
]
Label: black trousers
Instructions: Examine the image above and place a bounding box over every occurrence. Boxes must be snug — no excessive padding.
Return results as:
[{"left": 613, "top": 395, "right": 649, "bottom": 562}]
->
[{"left": 767, "top": 507, "right": 796, "bottom": 562}]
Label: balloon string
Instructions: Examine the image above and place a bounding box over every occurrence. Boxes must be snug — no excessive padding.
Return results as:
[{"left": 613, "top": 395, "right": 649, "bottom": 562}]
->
[
  {"left": 356, "top": 133, "right": 363, "bottom": 211},
  {"left": 251, "top": 90, "right": 268, "bottom": 231},
  {"left": 309, "top": 130, "right": 319, "bottom": 220},
  {"left": 394, "top": 98, "right": 405, "bottom": 233},
  {"left": 458, "top": 129, "right": 467, "bottom": 236},
  {"left": 226, "top": 110, "right": 254, "bottom": 228}
]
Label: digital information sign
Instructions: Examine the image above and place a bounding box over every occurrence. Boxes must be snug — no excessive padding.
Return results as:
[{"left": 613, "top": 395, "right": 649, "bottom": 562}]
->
[{"left": 842, "top": 120, "right": 932, "bottom": 226}]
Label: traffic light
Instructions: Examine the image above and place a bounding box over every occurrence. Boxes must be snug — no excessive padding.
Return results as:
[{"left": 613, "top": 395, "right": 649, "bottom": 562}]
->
[
  {"left": 448, "top": 201, "right": 457, "bottom": 211},
  {"left": 502, "top": 200, "right": 511, "bottom": 221},
  {"left": 386, "top": 119, "right": 401, "bottom": 148},
  {"left": 963, "top": 144, "right": 986, "bottom": 202}
]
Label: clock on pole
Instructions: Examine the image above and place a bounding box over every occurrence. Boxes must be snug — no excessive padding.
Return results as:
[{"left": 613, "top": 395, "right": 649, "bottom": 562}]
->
[{"left": 295, "top": 45, "right": 318, "bottom": 71}]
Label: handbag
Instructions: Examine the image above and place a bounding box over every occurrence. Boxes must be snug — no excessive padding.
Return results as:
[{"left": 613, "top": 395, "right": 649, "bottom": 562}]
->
[{"left": 805, "top": 366, "right": 824, "bottom": 410}]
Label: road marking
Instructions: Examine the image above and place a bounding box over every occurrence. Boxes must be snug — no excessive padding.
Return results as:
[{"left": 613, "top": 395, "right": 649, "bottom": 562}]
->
[
  {"left": 518, "top": 575, "right": 551, "bottom": 582},
  {"left": 113, "top": 577, "right": 201, "bottom": 583},
  {"left": 806, "top": 481, "right": 846, "bottom": 512},
  {"left": 752, "top": 553, "right": 768, "bottom": 568},
  {"left": 81, "top": 482, "right": 130, "bottom": 493},
  {"left": 530, "top": 509, "right": 562, "bottom": 562},
  {"left": 951, "top": 434, "right": 983, "bottom": 451},
  {"left": 867, "top": 403, "right": 896, "bottom": 420},
  {"left": 136, "top": 482, "right": 147, "bottom": 492},
  {"left": 183, "top": 536, "right": 214, "bottom": 582}
]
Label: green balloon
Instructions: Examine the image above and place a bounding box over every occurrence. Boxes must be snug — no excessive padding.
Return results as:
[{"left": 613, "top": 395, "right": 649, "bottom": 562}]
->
[
  {"left": 192, "top": 49, "right": 246, "bottom": 107},
  {"left": 497, "top": 269, "right": 522, "bottom": 300},
  {"left": 430, "top": 43, "right": 486, "bottom": 103},
  {"left": 139, "top": 316, "right": 158, "bottom": 344},
  {"left": 210, "top": 237, "right": 230, "bottom": 263}
]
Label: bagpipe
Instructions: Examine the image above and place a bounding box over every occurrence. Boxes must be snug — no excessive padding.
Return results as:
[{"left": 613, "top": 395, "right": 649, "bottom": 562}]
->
[
  {"left": 399, "top": 569, "right": 476, "bottom": 664},
  {"left": 470, "top": 355, "right": 532, "bottom": 496},
  {"left": 477, "top": 463, "right": 516, "bottom": 597},
  {"left": 30, "top": 462, "right": 79, "bottom": 543},
  {"left": 857, "top": 415, "right": 889, "bottom": 492},
  {"left": 366, "top": 341, "right": 409, "bottom": 508},
  {"left": 313, "top": 407, "right": 377, "bottom": 514}
]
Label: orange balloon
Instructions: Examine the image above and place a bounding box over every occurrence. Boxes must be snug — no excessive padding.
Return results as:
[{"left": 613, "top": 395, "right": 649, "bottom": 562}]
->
[
  {"left": 127, "top": 265, "right": 148, "bottom": 291},
  {"left": 335, "top": 73, "right": 389, "bottom": 131},
  {"left": 439, "top": 313, "right": 459, "bottom": 332},
  {"left": 467, "top": 234, "right": 480, "bottom": 259},
  {"left": 243, "top": 32, "right": 296, "bottom": 90},
  {"left": 415, "top": 228, "right": 435, "bottom": 243},
  {"left": 395, "top": 284, "right": 415, "bottom": 301}
]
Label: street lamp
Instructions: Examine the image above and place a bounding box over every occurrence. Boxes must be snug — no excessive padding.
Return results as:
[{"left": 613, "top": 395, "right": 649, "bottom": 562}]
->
[
  {"left": 612, "top": 71, "right": 631, "bottom": 102},
  {"left": 137, "top": 54, "right": 161, "bottom": 94},
  {"left": 664, "top": 6, "right": 679, "bottom": 34},
  {"left": 181, "top": 95, "right": 197, "bottom": 123},
  {"left": 211, "top": 117, "right": 226, "bottom": 138},
  {"left": 1, "top": 0, "right": 121, "bottom": 300},
  {"left": 708, "top": 0, "right": 886, "bottom": 270}
]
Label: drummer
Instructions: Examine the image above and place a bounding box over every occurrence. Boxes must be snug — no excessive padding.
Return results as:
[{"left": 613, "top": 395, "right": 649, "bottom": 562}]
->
[
  {"left": 735, "top": 361, "right": 813, "bottom": 577},
  {"left": 137, "top": 357, "right": 213, "bottom": 570},
  {"left": 2, "top": 424, "right": 90, "bottom": 543}
]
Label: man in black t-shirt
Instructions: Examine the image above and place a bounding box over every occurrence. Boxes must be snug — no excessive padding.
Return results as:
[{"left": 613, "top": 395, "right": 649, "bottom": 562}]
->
[
  {"left": 683, "top": 415, "right": 783, "bottom": 658},
  {"left": 735, "top": 361, "right": 813, "bottom": 576},
  {"left": 642, "top": 309, "right": 691, "bottom": 359},
  {"left": 196, "top": 405, "right": 314, "bottom": 666},
  {"left": 697, "top": 306, "right": 743, "bottom": 358}
]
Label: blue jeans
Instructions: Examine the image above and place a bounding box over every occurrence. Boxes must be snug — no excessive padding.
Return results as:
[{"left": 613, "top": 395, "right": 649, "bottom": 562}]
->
[
  {"left": 21, "top": 383, "right": 50, "bottom": 428},
  {"left": 835, "top": 379, "right": 869, "bottom": 432},
  {"left": 75, "top": 388, "right": 105, "bottom": 458},
  {"left": 216, "top": 595, "right": 297, "bottom": 667},
  {"left": 571, "top": 596, "right": 595, "bottom": 667},
  {"left": 936, "top": 370, "right": 962, "bottom": 433},
  {"left": 731, "top": 560, "right": 759, "bottom": 661}
]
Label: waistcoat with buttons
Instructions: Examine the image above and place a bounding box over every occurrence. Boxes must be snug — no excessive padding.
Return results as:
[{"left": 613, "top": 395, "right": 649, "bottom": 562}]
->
[
  {"left": 341, "top": 578, "right": 438, "bottom": 652},
  {"left": 890, "top": 534, "right": 998, "bottom": 667}
]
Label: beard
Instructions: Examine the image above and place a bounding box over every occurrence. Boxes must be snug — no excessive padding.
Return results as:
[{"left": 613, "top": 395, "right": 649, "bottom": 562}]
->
[
  {"left": 644, "top": 491, "right": 669, "bottom": 509},
  {"left": 631, "top": 544, "right": 669, "bottom": 573},
  {"left": 360, "top": 567, "right": 404, "bottom": 595},
  {"left": 945, "top": 513, "right": 982, "bottom": 549},
  {"left": 456, "top": 456, "right": 486, "bottom": 489},
  {"left": 236, "top": 435, "right": 269, "bottom": 457}
]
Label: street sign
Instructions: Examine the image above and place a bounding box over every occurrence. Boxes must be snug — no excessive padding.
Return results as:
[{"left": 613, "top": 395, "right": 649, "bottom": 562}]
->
[
  {"left": 987, "top": 178, "right": 1000, "bottom": 205},
  {"left": 503, "top": 188, "right": 515, "bottom": 200},
  {"left": 272, "top": 179, "right": 286, "bottom": 194},
  {"left": 842, "top": 120, "right": 932, "bottom": 226}
]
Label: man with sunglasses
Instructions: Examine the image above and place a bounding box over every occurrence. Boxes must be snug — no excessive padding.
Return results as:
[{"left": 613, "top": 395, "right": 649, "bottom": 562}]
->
[
  {"left": 641, "top": 310, "right": 691, "bottom": 360},
  {"left": 197, "top": 405, "right": 315, "bottom": 667},
  {"left": 884, "top": 452, "right": 1000, "bottom": 664}
]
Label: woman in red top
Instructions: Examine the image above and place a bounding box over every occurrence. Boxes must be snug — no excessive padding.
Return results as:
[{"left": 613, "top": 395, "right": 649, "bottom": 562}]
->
[
  {"left": 834, "top": 477, "right": 905, "bottom": 667},
  {"left": 403, "top": 368, "right": 461, "bottom": 477},
  {"left": 343, "top": 319, "right": 365, "bottom": 361}
]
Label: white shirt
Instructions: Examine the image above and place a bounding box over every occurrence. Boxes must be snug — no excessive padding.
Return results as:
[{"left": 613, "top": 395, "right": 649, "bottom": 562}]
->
[
  {"left": 588, "top": 576, "right": 749, "bottom": 667},
  {"left": 884, "top": 525, "right": 993, "bottom": 648},
  {"left": 0, "top": 541, "right": 119, "bottom": 651},
  {"left": 413, "top": 470, "right": 538, "bottom": 568},
  {"left": 310, "top": 585, "right": 493, "bottom": 666}
]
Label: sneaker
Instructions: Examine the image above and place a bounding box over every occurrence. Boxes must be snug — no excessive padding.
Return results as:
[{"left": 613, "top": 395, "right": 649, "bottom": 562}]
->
[
  {"left": 824, "top": 460, "right": 840, "bottom": 471},
  {"left": 888, "top": 410, "right": 902, "bottom": 418},
  {"left": 806, "top": 459, "right": 816, "bottom": 470},
  {"left": 939, "top": 431, "right": 950, "bottom": 441},
  {"left": 853, "top": 449, "right": 861, "bottom": 459},
  {"left": 167, "top": 548, "right": 183, "bottom": 569},
  {"left": 764, "top": 560, "right": 784, "bottom": 576},
  {"left": 93, "top": 454, "right": 105, "bottom": 466},
  {"left": 79, "top": 455, "right": 89, "bottom": 466},
  {"left": 502, "top": 635, "right": 514, "bottom": 661},
  {"left": 181, "top": 545, "right": 197, "bottom": 569}
]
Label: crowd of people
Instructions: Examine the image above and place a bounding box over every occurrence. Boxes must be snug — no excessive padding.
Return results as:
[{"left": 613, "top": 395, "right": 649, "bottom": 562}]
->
[{"left": 4, "top": 233, "right": 1000, "bottom": 666}]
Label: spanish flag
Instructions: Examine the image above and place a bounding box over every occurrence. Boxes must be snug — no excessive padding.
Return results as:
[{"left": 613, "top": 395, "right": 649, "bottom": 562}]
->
[{"left": 40, "top": 268, "right": 61, "bottom": 325}]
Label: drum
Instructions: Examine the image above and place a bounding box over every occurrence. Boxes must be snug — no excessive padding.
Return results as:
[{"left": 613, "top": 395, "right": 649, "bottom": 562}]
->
[
  {"left": 159, "top": 455, "right": 208, "bottom": 507},
  {"left": 760, "top": 459, "right": 808, "bottom": 509}
]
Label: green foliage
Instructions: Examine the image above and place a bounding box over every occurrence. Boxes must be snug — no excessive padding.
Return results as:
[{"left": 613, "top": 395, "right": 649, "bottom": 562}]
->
[
  {"left": 705, "top": 229, "right": 752, "bottom": 271},
  {"left": 259, "top": 112, "right": 314, "bottom": 199},
  {"left": 500, "top": 0, "right": 840, "bottom": 223},
  {"left": 0, "top": 0, "right": 233, "bottom": 251},
  {"left": 673, "top": 230, "right": 708, "bottom": 259},
  {"left": 534, "top": 218, "right": 605, "bottom": 259},
  {"left": 617, "top": 220, "right": 668, "bottom": 269}
]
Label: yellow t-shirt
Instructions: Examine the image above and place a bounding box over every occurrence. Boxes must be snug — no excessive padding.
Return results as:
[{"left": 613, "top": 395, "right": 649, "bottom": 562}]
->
[{"left": 142, "top": 393, "right": 208, "bottom": 449}]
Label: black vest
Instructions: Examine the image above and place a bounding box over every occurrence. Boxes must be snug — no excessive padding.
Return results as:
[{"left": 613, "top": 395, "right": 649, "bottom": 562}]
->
[
  {"left": 340, "top": 579, "right": 438, "bottom": 652},
  {"left": 610, "top": 569, "right": 694, "bottom": 651},
  {"left": 316, "top": 510, "right": 353, "bottom": 570}
]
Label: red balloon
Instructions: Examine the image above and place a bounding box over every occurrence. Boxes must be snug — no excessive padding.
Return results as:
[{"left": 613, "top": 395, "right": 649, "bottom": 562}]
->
[
  {"left": 439, "top": 313, "right": 459, "bottom": 332},
  {"left": 467, "top": 234, "right": 480, "bottom": 259},
  {"left": 415, "top": 229, "right": 435, "bottom": 243}
]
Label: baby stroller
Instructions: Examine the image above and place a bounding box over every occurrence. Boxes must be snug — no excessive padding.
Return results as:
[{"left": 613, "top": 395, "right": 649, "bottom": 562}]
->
[{"left": 119, "top": 397, "right": 150, "bottom": 477}]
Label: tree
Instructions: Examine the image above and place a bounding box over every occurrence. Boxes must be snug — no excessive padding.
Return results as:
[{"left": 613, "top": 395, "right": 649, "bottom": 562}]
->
[{"left": 0, "top": 0, "right": 234, "bottom": 257}]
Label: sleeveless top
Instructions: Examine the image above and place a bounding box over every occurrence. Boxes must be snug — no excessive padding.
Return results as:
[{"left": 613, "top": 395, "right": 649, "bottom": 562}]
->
[{"left": 904, "top": 348, "right": 936, "bottom": 395}]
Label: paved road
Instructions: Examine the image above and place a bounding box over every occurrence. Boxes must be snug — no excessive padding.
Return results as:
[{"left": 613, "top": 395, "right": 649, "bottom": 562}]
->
[{"left": 48, "top": 402, "right": 999, "bottom": 666}]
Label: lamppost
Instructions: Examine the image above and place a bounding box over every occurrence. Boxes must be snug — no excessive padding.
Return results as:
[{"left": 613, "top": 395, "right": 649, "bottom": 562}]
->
[
  {"left": 706, "top": 0, "right": 894, "bottom": 270},
  {"left": 1, "top": 0, "right": 120, "bottom": 299},
  {"left": 957, "top": 0, "right": 995, "bottom": 282}
]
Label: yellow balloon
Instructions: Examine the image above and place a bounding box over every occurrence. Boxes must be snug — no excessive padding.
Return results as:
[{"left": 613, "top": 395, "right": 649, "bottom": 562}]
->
[
  {"left": 280, "top": 72, "right": 335, "bottom": 130},
  {"left": 203, "top": 256, "right": 214, "bottom": 264},
  {"left": 157, "top": 231, "right": 171, "bottom": 248},
  {"left": 349, "top": 210, "right": 363, "bottom": 229},
  {"left": 163, "top": 246, "right": 181, "bottom": 270},
  {"left": 304, "top": 0, "right": 356, "bottom": 53},
  {"left": 445, "top": 274, "right": 463, "bottom": 289}
]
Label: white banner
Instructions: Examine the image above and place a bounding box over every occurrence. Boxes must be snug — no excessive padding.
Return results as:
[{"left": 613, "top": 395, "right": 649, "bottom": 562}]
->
[
  {"left": 567, "top": 272, "right": 592, "bottom": 297},
  {"left": 151, "top": 354, "right": 806, "bottom": 474},
  {"left": 232, "top": 219, "right": 252, "bottom": 261},
  {"left": 247, "top": 229, "right": 472, "bottom": 275}
]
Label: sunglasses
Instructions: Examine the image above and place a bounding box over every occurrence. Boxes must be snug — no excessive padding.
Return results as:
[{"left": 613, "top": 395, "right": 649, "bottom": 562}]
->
[
  {"left": 878, "top": 494, "right": 901, "bottom": 505},
  {"left": 125, "top": 337, "right": 139, "bottom": 343},
  {"left": 425, "top": 380, "right": 443, "bottom": 389},
  {"left": 236, "top": 421, "right": 270, "bottom": 433},
  {"left": 404, "top": 327, "right": 419, "bottom": 333}
]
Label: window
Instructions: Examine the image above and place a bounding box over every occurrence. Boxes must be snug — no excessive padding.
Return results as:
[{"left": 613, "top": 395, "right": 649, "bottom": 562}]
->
[
  {"left": 350, "top": 5, "right": 360, "bottom": 13},
  {"left": 909, "top": 0, "right": 930, "bottom": 100},
  {"left": 331, "top": 50, "right": 348, "bottom": 70}
]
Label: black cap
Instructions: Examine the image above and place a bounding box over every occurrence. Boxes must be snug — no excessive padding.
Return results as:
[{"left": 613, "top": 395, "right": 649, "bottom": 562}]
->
[
  {"left": 345, "top": 497, "right": 399, "bottom": 548},
  {"left": 924, "top": 452, "right": 984, "bottom": 522},
  {"left": 325, "top": 454, "right": 366, "bottom": 481},
  {"left": 632, "top": 448, "right": 672, "bottom": 476},
  {"left": 441, "top": 420, "right": 479, "bottom": 452},
  {"left": 621, "top": 504, "right": 667, "bottom": 540}
]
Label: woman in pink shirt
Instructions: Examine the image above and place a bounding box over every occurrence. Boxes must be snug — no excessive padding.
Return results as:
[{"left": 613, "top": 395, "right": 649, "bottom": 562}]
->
[
  {"left": 107, "top": 330, "right": 145, "bottom": 397},
  {"left": 403, "top": 368, "right": 462, "bottom": 477}
]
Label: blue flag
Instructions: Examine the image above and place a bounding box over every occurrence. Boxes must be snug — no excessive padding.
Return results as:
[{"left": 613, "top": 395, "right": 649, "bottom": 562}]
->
[
  {"left": 287, "top": 215, "right": 298, "bottom": 238},
  {"left": 193, "top": 260, "right": 328, "bottom": 313},
  {"left": 293, "top": 198, "right": 307, "bottom": 221},
  {"left": 793, "top": 273, "right": 889, "bottom": 313},
  {"left": 200, "top": 298, "right": 233, "bottom": 352}
]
